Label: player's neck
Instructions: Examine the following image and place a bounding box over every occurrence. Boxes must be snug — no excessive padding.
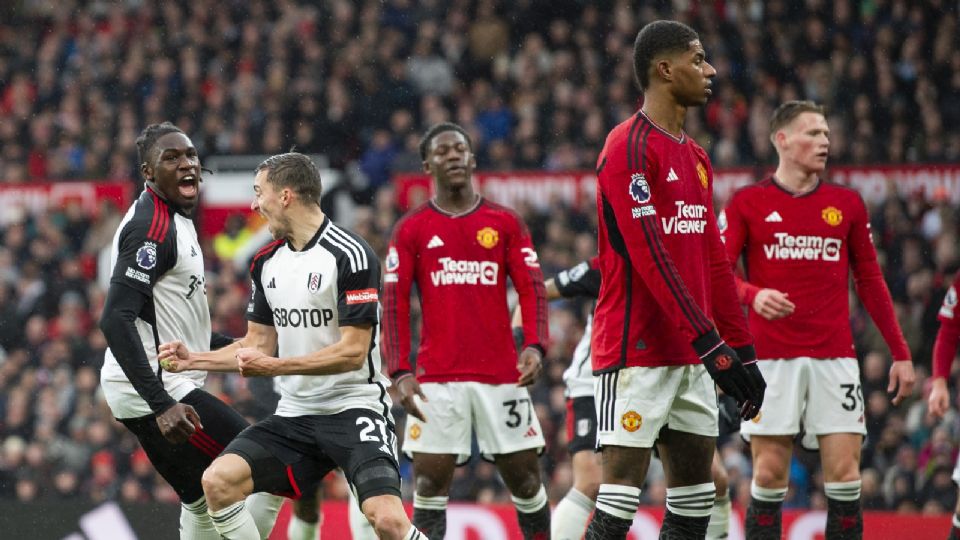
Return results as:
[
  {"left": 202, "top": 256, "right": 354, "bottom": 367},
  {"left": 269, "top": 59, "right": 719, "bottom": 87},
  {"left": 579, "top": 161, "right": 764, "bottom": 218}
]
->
[
  {"left": 773, "top": 165, "right": 819, "bottom": 195},
  {"left": 433, "top": 187, "right": 479, "bottom": 214},
  {"left": 640, "top": 92, "right": 686, "bottom": 137},
  {"left": 286, "top": 207, "right": 326, "bottom": 251}
]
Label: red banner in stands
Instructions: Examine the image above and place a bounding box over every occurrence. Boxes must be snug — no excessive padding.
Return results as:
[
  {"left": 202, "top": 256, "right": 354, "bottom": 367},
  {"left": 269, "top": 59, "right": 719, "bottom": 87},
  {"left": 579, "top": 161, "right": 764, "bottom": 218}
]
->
[
  {"left": 271, "top": 501, "right": 949, "bottom": 540},
  {"left": 0, "top": 181, "right": 132, "bottom": 225},
  {"left": 393, "top": 164, "right": 960, "bottom": 212}
]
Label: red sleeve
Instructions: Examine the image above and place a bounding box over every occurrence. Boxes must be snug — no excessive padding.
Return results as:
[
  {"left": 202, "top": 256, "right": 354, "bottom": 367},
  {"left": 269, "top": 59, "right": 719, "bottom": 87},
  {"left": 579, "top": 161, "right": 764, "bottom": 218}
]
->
[
  {"left": 848, "top": 195, "right": 911, "bottom": 361},
  {"left": 599, "top": 163, "right": 716, "bottom": 342},
  {"left": 381, "top": 220, "right": 417, "bottom": 378},
  {"left": 720, "top": 193, "right": 761, "bottom": 306},
  {"left": 708, "top": 207, "right": 753, "bottom": 348},
  {"left": 505, "top": 213, "right": 549, "bottom": 352},
  {"left": 933, "top": 280, "right": 960, "bottom": 379}
]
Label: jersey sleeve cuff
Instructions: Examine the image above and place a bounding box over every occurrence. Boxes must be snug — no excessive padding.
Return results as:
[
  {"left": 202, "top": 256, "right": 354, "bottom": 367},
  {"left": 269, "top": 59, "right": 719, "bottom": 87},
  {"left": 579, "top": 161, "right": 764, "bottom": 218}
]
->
[
  {"left": 691, "top": 328, "right": 723, "bottom": 358},
  {"left": 391, "top": 370, "right": 413, "bottom": 383}
]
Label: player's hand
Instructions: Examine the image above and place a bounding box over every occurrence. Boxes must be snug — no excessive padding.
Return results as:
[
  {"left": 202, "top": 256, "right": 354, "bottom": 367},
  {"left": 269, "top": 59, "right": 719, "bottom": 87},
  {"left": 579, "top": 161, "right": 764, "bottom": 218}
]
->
[
  {"left": 928, "top": 378, "right": 950, "bottom": 419},
  {"left": 888, "top": 360, "right": 916, "bottom": 406},
  {"left": 155, "top": 402, "right": 202, "bottom": 444},
  {"left": 517, "top": 347, "right": 543, "bottom": 386},
  {"left": 237, "top": 348, "right": 276, "bottom": 377},
  {"left": 158, "top": 340, "right": 191, "bottom": 372},
  {"left": 693, "top": 331, "right": 765, "bottom": 420},
  {"left": 396, "top": 374, "right": 428, "bottom": 422},
  {"left": 752, "top": 288, "right": 795, "bottom": 320}
]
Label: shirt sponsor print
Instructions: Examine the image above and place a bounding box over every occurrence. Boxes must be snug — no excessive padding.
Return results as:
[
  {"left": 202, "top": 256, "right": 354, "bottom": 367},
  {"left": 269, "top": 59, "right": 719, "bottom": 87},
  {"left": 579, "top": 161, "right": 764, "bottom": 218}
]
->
[
  {"left": 346, "top": 288, "right": 379, "bottom": 304},
  {"left": 763, "top": 233, "right": 842, "bottom": 261}
]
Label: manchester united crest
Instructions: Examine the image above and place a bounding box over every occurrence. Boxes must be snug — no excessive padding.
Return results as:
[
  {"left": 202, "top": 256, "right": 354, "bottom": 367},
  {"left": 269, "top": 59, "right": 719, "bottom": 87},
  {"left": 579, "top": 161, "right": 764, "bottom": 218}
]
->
[
  {"left": 621, "top": 411, "right": 642, "bottom": 432},
  {"left": 822, "top": 206, "right": 843, "bottom": 226},
  {"left": 409, "top": 423, "right": 422, "bottom": 440},
  {"left": 696, "top": 162, "right": 708, "bottom": 189},
  {"left": 477, "top": 227, "right": 499, "bottom": 249}
]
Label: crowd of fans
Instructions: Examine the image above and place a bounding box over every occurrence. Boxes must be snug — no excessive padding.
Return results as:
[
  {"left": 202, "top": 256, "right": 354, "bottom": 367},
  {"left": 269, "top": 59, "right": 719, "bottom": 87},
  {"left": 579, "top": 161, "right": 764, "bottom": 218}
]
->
[{"left": 1, "top": 0, "right": 959, "bottom": 520}]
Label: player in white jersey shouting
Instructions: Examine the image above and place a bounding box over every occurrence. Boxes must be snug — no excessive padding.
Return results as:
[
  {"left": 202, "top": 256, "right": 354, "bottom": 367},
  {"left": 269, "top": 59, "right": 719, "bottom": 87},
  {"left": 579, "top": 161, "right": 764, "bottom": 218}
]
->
[
  {"left": 99, "top": 122, "right": 281, "bottom": 539},
  {"left": 158, "top": 152, "right": 424, "bottom": 540}
]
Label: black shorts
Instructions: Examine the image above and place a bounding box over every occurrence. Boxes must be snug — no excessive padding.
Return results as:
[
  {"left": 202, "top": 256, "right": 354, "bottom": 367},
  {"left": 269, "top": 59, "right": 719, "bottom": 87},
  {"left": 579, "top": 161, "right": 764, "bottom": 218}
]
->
[
  {"left": 119, "top": 389, "right": 249, "bottom": 503},
  {"left": 224, "top": 409, "right": 401, "bottom": 504},
  {"left": 565, "top": 396, "right": 598, "bottom": 454}
]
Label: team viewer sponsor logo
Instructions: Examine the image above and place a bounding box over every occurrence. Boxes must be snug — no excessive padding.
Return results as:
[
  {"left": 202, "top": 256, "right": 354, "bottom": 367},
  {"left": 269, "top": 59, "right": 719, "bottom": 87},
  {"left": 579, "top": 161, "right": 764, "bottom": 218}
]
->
[
  {"left": 764, "top": 233, "right": 842, "bottom": 261},
  {"left": 661, "top": 201, "right": 707, "bottom": 234},
  {"left": 346, "top": 288, "right": 378, "bottom": 304},
  {"left": 431, "top": 258, "right": 499, "bottom": 286}
]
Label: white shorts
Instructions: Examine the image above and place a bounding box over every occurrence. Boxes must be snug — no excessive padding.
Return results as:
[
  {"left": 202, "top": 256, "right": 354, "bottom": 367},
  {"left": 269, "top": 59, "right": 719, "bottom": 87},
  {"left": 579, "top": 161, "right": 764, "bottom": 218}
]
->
[
  {"left": 401, "top": 382, "right": 546, "bottom": 464},
  {"left": 741, "top": 357, "right": 866, "bottom": 449},
  {"left": 595, "top": 364, "right": 718, "bottom": 448}
]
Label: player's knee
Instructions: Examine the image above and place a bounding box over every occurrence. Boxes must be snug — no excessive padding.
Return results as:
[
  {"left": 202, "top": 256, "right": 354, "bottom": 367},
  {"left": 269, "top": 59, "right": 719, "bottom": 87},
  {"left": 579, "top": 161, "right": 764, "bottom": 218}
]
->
[
  {"left": 201, "top": 458, "right": 244, "bottom": 507},
  {"left": 365, "top": 505, "right": 408, "bottom": 539},
  {"left": 575, "top": 477, "right": 601, "bottom": 500},
  {"left": 415, "top": 469, "right": 448, "bottom": 497},
  {"left": 712, "top": 464, "right": 729, "bottom": 495}
]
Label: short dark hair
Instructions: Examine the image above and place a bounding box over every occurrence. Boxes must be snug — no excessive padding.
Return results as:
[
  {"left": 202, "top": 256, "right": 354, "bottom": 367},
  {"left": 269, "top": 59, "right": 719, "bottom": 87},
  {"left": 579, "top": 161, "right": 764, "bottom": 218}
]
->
[
  {"left": 136, "top": 122, "right": 185, "bottom": 165},
  {"left": 255, "top": 152, "right": 323, "bottom": 206},
  {"left": 769, "top": 100, "right": 826, "bottom": 137},
  {"left": 419, "top": 122, "right": 473, "bottom": 161},
  {"left": 633, "top": 20, "right": 700, "bottom": 90}
]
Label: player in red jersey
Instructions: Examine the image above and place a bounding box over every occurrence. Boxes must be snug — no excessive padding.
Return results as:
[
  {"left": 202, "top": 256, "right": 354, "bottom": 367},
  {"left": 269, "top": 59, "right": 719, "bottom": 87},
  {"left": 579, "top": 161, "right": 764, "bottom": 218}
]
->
[
  {"left": 927, "top": 272, "right": 960, "bottom": 540},
  {"left": 721, "top": 100, "right": 915, "bottom": 539},
  {"left": 381, "top": 122, "right": 550, "bottom": 540},
  {"left": 585, "top": 20, "right": 765, "bottom": 540}
]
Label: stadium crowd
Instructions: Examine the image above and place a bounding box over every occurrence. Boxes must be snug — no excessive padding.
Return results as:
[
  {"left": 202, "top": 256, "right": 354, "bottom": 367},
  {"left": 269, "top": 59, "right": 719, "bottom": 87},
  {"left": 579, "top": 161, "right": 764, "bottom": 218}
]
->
[{"left": 0, "top": 0, "right": 959, "bottom": 521}]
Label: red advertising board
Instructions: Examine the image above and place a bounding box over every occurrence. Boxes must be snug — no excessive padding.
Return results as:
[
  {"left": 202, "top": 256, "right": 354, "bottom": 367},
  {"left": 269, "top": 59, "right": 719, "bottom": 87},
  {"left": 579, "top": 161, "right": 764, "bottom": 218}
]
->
[
  {"left": 393, "top": 164, "right": 960, "bottom": 213},
  {"left": 270, "top": 501, "right": 950, "bottom": 540},
  {"left": 0, "top": 180, "right": 132, "bottom": 225}
]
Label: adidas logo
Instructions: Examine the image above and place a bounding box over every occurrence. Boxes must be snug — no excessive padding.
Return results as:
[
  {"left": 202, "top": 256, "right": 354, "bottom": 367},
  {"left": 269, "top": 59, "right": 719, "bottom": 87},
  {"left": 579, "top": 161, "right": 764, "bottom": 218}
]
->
[
  {"left": 666, "top": 168, "right": 679, "bottom": 182},
  {"left": 266, "top": 277, "right": 276, "bottom": 288},
  {"left": 524, "top": 426, "right": 538, "bottom": 438},
  {"left": 764, "top": 211, "right": 783, "bottom": 223},
  {"left": 190, "top": 246, "right": 198, "bottom": 257},
  {"left": 427, "top": 235, "right": 444, "bottom": 249}
]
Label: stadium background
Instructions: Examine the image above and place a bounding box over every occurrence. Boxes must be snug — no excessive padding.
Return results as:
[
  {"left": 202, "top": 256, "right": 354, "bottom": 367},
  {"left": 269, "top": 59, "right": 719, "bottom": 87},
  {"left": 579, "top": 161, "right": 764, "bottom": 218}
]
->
[{"left": 1, "top": 0, "right": 959, "bottom": 538}]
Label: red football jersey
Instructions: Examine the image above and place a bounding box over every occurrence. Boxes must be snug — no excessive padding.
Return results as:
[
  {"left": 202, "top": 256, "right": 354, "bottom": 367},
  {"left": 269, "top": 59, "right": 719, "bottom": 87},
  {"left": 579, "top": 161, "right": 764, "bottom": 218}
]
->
[
  {"left": 932, "top": 273, "right": 960, "bottom": 379},
  {"left": 592, "top": 111, "right": 752, "bottom": 371},
  {"left": 381, "top": 197, "right": 548, "bottom": 384},
  {"left": 721, "top": 177, "right": 910, "bottom": 361}
]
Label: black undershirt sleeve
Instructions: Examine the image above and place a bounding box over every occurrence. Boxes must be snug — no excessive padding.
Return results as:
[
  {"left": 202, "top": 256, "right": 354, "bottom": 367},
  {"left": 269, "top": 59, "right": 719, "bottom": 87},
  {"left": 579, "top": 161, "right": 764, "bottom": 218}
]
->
[
  {"left": 99, "top": 283, "right": 176, "bottom": 415},
  {"left": 210, "top": 332, "right": 235, "bottom": 350}
]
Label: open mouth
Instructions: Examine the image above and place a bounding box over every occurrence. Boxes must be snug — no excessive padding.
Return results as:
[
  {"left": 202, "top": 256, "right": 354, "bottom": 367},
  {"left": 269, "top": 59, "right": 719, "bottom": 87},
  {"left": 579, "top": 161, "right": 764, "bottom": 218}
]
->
[{"left": 178, "top": 174, "right": 200, "bottom": 198}]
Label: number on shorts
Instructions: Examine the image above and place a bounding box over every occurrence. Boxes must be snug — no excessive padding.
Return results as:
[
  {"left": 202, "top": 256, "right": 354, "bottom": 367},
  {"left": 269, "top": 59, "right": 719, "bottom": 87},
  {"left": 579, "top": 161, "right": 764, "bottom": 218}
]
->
[
  {"left": 356, "top": 416, "right": 390, "bottom": 444},
  {"left": 502, "top": 398, "right": 532, "bottom": 428},
  {"left": 840, "top": 383, "right": 863, "bottom": 412}
]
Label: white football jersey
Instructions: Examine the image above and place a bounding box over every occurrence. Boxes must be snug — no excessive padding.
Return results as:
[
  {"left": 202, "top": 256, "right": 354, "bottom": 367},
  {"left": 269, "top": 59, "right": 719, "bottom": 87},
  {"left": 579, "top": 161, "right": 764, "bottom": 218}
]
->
[
  {"left": 247, "top": 217, "right": 392, "bottom": 419},
  {"left": 101, "top": 189, "right": 210, "bottom": 418}
]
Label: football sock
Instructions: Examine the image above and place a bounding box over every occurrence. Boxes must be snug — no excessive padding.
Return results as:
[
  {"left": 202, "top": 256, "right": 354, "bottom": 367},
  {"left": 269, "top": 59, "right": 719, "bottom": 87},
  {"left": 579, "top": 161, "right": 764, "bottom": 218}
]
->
[
  {"left": 746, "top": 483, "right": 787, "bottom": 540},
  {"left": 404, "top": 525, "right": 429, "bottom": 539},
  {"left": 584, "top": 484, "right": 640, "bottom": 540},
  {"left": 512, "top": 485, "right": 550, "bottom": 539},
  {"left": 412, "top": 493, "right": 448, "bottom": 540},
  {"left": 706, "top": 492, "right": 731, "bottom": 539},
  {"left": 180, "top": 496, "right": 220, "bottom": 540},
  {"left": 825, "top": 481, "right": 862, "bottom": 540},
  {"left": 287, "top": 514, "right": 319, "bottom": 540},
  {"left": 245, "top": 492, "right": 283, "bottom": 539},
  {"left": 660, "top": 483, "right": 715, "bottom": 539},
  {"left": 209, "top": 501, "right": 260, "bottom": 540},
  {"left": 551, "top": 488, "right": 595, "bottom": 540}
]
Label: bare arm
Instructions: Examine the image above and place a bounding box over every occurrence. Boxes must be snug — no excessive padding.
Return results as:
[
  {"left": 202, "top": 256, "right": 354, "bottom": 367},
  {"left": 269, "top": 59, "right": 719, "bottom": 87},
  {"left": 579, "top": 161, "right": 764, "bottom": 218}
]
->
[
  {"left": 237, "top": 324, "right": 373, "bottom": 377},
  {"left": 511, "top": 278, "right": 561, "bottom": 327},
  {"left": 159, "top": 321, "right": 278, "bottom": 373}
]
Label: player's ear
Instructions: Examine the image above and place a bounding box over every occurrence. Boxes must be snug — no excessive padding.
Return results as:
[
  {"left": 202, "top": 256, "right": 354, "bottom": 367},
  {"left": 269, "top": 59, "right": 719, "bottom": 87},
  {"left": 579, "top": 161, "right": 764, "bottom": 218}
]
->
[
  {"left": 422, "top": 159, "right": 432, "bottom": 175},
  {"left": 656, "top": 58, "right": 672, "bottom": 82},
  {"left": 140, "top": 162, "right": 152, "bottom": 181}
]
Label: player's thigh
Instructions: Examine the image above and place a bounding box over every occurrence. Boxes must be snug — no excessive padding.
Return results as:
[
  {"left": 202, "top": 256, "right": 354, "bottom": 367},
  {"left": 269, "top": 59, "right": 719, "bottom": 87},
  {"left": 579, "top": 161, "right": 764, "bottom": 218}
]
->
[
  {"left": 711, "top": 450, "right": 728, "bottom": 495},
  {"left": 119, "top": 413, "right": 213, "bottom": 502},
  {"left": 316, "top": 409, "right": 403, "bottom": 505},
  {"left": 656, "top": 427, "right": 715, "bottom": 487},
  {"left": 412, "top": 452, "right": 458, "bottom": 495},
  {"left": 740, "top": 359, "right": 807, "bottom": 440},
  {"left": 749, "top": 434, "right": 794, "bottom": 488},
  {"left": 566, "top": 396, "right": 598, "bottom": 455},
  {"left": 471, "top": 383, "right": 545, "bottom": 459},
  {"left": 803, "top": 358, "right": 867, "bottom": 439},
  {"left": 571, "top": 449, "right": 603, "bottom": 498},
  {"left": 223, "top": 415, "right": 332, "bottom": 499},
  {"left": 665, "top": 364, "right": 719, "bottom": 439},
  {"left": 818, "top": 433, "right": 863, "bottom": 483},
  {"left": 181, "top": 388, "right": 250, "bottom": 448},
  {"left": 401, "top": 382, "right": 472, "bottom": 464},
  {"left": 595, "top": 366, "right": 684, "bottom": 449},
  {"left": 600, "top": 444, "right": 653, "bottom": 487}
]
